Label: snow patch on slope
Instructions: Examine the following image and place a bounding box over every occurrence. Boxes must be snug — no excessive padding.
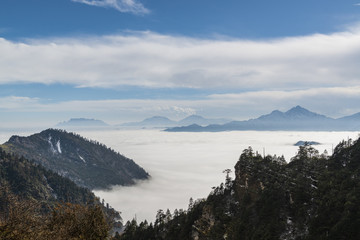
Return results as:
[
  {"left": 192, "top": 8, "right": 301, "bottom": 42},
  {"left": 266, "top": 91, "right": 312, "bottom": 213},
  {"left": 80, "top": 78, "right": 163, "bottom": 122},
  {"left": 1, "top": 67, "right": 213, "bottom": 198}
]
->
[
  {"left": 48, "top": 135, "right": 62, "bottom": 154},
  {"left": 78, "top": 154, "right": 86, "bottom": 163},
  {"left": 56, "top": 140, "right": 62, "bottom": 154},
  {"left": 48, "top": 136, "right": 57, "bottom": 154}
]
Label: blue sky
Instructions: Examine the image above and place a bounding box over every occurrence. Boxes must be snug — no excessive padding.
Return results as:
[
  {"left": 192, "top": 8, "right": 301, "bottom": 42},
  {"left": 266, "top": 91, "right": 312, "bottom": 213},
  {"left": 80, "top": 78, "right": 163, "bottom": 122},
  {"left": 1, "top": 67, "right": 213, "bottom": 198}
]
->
[
  {"left": 2, "top": 0, "right": 360, "bottom": 39},
  {"left": 1, "top": 0, "right": 360, "bottom": 128}
]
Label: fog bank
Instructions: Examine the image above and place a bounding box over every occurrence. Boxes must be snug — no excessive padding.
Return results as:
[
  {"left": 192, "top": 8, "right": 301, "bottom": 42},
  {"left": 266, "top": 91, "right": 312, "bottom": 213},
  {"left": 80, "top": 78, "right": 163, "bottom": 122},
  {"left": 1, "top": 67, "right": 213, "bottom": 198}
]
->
[{"left": 81, "top": 130, "right": 359, "bottom": 223}]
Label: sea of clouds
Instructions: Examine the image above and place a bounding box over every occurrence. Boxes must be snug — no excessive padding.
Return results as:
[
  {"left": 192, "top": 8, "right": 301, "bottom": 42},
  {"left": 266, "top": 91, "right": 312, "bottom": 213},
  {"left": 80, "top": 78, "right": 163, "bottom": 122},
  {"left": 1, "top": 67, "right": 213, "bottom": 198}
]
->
[{"left": 77, "top": 130, "right": 360, "bottom": 223}]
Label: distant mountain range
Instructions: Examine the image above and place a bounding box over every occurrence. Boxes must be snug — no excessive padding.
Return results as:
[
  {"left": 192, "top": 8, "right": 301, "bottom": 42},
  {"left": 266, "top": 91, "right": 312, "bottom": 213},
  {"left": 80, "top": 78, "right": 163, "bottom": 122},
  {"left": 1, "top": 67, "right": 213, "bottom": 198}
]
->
[
  {"left": 56, "top": 118, "right": 109, "bottom": 129},
  {"left": 1, "top": 129, "right": 149, "bottom": 189},
  {"left": 55, "top": 115, "right": 231, "bottom": 130},
  {"left": 56, "top": 106, "right": 360, "bottom": 131},
  {"left": 165, "top": 106, "right": 360, "bottom": 132},
  {"left": 118, "top": 115, "right": 231, "bottom": 128}
]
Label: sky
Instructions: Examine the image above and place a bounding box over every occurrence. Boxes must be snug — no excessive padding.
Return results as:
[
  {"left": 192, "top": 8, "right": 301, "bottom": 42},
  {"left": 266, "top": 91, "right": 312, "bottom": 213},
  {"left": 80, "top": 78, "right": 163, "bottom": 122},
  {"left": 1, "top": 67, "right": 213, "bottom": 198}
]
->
[{"left": 1, "top": 0, "right": 360, "bottom": 128}]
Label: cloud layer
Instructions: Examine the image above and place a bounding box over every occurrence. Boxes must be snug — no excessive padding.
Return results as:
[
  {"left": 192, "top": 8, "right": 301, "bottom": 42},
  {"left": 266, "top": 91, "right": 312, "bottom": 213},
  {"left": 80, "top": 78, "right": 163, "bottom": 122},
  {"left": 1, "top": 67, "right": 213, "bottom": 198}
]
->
[
  {"left": 71, "top": 0, "right": 149, "bottom": 14},
  {"left": 1, "top": 29, "right": 360, "bottom": 91}
]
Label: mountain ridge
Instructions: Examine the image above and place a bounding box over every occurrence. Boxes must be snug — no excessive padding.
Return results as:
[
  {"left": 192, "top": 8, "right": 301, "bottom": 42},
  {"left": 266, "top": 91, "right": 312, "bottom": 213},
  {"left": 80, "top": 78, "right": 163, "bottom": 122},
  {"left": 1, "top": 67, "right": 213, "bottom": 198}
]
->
[
  {"left": 166, "top": 106, "right": 360, "bottom": 132},
  {"left": 1, "top": 129, "right": 149, "bottom": 189},
  {"left": 119, "top": 115, "right": 231, "bottom": 128},
  {"left": 257, "top": 105, "right": 331, "bottom": 121}
]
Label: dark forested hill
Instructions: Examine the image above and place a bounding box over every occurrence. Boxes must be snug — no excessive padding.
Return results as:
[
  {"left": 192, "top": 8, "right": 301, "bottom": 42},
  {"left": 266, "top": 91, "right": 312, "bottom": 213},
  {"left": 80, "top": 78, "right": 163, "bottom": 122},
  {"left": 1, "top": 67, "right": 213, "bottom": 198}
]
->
[
  {"left": 0, "top": 147, "right": 96, "bottom": 206},
  {"left": 0, "top": 147, "right": 121, "bottom": 240},
  {"left": 1, "top": 129, "right": 149, "bottom": 189},
  {"left": 118, "top": 138, "right": 360, "bottom": 240}
]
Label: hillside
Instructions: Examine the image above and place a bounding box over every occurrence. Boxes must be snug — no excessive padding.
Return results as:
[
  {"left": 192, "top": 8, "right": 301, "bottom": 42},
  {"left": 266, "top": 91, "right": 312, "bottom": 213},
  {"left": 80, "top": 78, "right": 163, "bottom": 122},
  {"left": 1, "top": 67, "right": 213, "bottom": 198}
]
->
[
  {"left": 118, "top": 138, "right": 360, "bottom": 239},
  {"left": 0, "top": 147, "right": 121, "bottom": 239},
  {"left": 0, "top": 147, "right": 96, "bottom": 206},
  {"left": 165, "top": 106, "right": 360, "bottom": 132},
  {"left": 1, "top": 129, "right": 149, "bottom": 189}
]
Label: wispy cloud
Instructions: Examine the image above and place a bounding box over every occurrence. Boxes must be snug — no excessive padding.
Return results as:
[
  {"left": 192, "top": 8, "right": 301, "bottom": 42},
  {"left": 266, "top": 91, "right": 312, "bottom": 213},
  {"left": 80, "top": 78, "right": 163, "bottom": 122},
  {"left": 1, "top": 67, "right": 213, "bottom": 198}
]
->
[
  {"left": 0, "top": 96, "right": 41, "bottom": 110},
  {"left": 71, "top": 0, "right": 149, "bottom": 15}
]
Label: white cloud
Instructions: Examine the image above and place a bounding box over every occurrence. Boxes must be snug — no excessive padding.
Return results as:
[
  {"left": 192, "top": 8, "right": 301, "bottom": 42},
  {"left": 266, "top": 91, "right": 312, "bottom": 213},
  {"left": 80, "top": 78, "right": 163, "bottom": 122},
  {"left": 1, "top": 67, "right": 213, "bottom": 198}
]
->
[
  {"left": 1, "top": 28, "right": 360, "bottom": 91},
  {"left": 0, "top": 96, "right": 41, "bottom": 110},
  {"left": 172, "top": 106, "right": 197, "bottom": 116},
  {"left": 206, "top": 87, "right": 360, "bottom": 117},
  {"left": 71, "top": 0, "right": 149, "bottom": 14},
  {"left": 208, "top": 86, "right": 360, "bottom": 101}
]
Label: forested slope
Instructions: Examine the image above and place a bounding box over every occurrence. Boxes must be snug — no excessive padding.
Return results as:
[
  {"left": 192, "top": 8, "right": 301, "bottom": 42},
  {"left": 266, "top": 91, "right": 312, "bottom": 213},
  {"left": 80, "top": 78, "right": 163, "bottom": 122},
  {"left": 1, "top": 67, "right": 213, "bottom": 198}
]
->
[{"left": 0, "top": 147, "right": 121, "bottom": 240}]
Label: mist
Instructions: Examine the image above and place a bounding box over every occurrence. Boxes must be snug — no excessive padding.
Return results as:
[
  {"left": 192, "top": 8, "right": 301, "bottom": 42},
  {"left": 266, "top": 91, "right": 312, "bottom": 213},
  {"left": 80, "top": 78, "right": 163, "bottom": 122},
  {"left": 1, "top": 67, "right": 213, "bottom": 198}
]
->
[{"left": 74, "top": 130, "right": 359, "bottom": 223}]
